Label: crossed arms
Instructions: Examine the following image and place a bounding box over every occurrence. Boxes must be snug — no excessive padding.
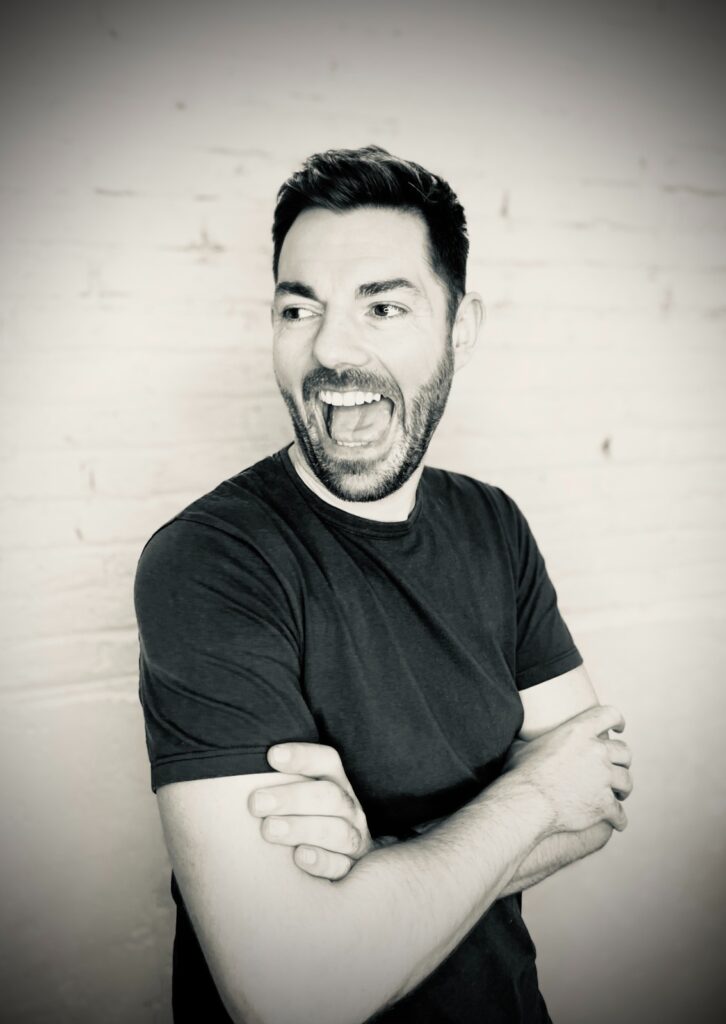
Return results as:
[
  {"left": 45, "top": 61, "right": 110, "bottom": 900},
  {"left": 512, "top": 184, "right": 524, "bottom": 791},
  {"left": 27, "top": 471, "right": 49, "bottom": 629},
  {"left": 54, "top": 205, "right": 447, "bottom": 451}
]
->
[{"left": 157, "top": 665, "right": 633, "bottom": 1024}]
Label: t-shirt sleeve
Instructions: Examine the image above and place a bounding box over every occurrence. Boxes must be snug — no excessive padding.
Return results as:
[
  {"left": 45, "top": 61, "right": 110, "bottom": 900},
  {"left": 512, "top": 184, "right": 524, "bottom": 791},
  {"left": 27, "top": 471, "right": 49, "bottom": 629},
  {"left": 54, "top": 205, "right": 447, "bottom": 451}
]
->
[
  {"left": 494, "top": 488, "right": 583, "bottom": 691},
  {"left": 134, "top": 516, "right": 319, "bottom": 792}
]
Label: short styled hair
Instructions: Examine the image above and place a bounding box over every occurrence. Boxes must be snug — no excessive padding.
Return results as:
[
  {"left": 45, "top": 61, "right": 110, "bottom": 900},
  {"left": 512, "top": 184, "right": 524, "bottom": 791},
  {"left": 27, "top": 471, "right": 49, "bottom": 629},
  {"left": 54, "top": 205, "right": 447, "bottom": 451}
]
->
[{"left": 272, "top": 145, "right": 469, "bottom": 323}]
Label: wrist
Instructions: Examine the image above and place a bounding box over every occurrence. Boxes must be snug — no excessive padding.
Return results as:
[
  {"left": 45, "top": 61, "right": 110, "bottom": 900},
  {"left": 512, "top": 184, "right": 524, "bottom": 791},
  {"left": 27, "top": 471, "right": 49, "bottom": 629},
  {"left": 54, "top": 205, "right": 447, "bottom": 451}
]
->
[{"left": 479, "top": 773, "right": 556, "bottom": 843}]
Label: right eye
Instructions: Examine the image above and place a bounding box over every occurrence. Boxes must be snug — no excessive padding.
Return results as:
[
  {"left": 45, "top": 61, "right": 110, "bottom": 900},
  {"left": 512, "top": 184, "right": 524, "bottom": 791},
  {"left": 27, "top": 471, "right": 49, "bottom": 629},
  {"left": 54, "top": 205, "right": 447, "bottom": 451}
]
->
[{"left": 280, "top": 306, "right": 316, "bottom": 321}]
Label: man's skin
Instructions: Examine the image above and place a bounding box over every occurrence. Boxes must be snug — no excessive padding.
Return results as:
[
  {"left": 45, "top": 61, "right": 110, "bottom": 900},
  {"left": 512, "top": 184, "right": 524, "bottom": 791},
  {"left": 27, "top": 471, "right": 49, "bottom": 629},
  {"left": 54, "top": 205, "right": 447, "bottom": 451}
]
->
[
  {"left": 250, "top": 664, "right": 628, "bottom": 886},
  {"left": 156, "top": 205, "right": 633, "bottom": 1024}
]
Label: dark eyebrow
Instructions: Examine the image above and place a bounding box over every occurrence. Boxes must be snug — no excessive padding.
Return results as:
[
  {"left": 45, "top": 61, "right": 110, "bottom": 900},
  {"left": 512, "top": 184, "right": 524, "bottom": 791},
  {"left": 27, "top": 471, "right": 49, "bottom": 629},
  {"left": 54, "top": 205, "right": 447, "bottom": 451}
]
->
[
  {"left": 275, "top": 281, "right": 320, "bottom": 301},
  {"left": 274, "top": 277, "right": 421, "bottom": 303},
  {"left": 356, "top": 278, "right": 421, "bottom": 299}
]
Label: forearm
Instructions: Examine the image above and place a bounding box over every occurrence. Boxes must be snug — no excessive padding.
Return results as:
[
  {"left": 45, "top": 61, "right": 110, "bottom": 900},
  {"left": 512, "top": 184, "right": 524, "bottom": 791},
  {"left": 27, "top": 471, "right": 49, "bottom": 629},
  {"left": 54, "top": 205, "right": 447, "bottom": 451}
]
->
[
  {"left": 225, "top": 776, "right": 553, "bottom": 1024},
  {"left": 409, "top": 811, "right": 612, "bottom": 900},
  {"left": 499, "top": 820, "right": 613, "bottom": 897}
]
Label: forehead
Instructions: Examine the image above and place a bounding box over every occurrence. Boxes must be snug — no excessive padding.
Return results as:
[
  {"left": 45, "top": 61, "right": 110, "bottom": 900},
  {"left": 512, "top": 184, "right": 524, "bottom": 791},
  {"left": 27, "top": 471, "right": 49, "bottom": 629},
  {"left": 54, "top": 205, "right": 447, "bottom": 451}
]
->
[{"left": 277, "top": 206, "right": 438, "bottom": 289}]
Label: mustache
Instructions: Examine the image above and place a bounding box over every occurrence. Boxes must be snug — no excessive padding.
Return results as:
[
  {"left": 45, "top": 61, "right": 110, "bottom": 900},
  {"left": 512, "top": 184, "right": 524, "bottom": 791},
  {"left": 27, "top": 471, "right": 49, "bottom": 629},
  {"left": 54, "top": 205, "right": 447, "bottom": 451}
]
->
[{"left": 302, "top": 367, "right": 402, "bottom": 405}]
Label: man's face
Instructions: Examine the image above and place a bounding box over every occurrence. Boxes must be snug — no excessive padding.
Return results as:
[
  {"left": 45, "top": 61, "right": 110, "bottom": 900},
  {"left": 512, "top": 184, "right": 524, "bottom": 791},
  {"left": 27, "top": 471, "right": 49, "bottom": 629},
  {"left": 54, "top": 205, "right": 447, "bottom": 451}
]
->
[{"left": 272, "top": 206, "right": 456, "bottom": 502}]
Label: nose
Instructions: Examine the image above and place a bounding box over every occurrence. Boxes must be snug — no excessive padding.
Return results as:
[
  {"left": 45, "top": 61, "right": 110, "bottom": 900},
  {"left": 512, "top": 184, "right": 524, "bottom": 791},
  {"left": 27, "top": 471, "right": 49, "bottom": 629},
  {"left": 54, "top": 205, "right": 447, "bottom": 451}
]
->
[{"left": 311, "top": 311, "right": 369, "bottom": 370}]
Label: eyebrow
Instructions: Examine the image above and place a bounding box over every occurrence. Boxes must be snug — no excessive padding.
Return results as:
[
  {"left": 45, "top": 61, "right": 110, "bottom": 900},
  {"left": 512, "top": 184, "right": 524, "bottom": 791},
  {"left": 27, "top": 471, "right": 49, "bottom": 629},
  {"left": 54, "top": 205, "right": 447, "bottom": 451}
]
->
[
  {"left": 274, "top": 277, "right": 421, "bottom": 303},
  {"left": 355, "top": 278, "right": 421, "bottom": 299},
  {"left": 275, "top": 281, "right": 320, "bottom": 301}
]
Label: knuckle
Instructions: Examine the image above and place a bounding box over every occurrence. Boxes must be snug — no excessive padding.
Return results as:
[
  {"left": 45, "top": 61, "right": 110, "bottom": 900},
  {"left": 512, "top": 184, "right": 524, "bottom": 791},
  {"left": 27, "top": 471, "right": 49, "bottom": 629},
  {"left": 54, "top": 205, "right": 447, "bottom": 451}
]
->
[
  {"left": 327, "top": 745, "right": 343, "bottom": 768},
  {"left": 340, "top": 789, "right": 356, "bottom": 816},
  {"left": 574, "top": 719, "right": 590, "bottom": 740},
  {"left": 597, "top": 824, "right": 614, "bottom": 849},
  {"left": 353, "top": 808, "right": 369, "bottom": 836},
  {"left": 327, "top": 855, "right": 349, "bottom": 881},
  {"left": 348, "top": 825, "right": 362, "bottom": 854},
  {"left": 604, "top": 704, "right": 624, "bottom": 724}
]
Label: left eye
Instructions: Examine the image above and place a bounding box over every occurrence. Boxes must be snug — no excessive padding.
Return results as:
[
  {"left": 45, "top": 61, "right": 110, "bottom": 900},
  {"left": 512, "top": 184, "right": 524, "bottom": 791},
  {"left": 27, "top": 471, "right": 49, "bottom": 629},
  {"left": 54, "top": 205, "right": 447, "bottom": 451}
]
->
[{"left": 370, "top": 303, "right": 405, "bottom": 319}]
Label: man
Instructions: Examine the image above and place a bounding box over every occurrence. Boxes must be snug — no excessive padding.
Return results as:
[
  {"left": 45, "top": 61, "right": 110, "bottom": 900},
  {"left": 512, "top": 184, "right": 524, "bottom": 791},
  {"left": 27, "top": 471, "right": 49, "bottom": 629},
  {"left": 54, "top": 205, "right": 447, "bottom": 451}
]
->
[{"left": 135, "top": 145, "right": 633, "bottom": 1024}]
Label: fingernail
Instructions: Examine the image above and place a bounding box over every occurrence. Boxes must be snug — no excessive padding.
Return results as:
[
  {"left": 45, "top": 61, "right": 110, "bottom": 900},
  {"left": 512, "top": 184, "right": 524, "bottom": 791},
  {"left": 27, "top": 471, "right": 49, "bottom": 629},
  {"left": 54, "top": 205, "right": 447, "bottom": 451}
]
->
[
  {"left": 298, "top": 847, "right": 316, "bottom": 864},
  {"left": 254, "top": 793, "right": 276, "bottom": 814},
  {"left": 267, "top": 818, "right": 289, "bottom": 837},
  {"left": 271, "top": 746, "right": 290, "bottom": 764}
]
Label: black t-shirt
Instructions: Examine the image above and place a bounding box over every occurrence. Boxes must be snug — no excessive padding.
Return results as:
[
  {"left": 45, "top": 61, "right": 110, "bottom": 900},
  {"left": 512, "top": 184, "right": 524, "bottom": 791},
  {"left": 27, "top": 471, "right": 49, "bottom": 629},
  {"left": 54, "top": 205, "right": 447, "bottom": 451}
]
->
[{"left": 135, "top": 445, "right": 582, "bottom": 1023}]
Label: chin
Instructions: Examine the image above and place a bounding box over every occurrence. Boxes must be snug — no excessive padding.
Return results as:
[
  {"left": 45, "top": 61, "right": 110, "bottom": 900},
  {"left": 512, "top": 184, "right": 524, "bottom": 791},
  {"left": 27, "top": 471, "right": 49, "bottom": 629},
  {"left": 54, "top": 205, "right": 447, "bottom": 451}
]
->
[{"left": 300, "top": 430, "right": 420, "bottom": 503}]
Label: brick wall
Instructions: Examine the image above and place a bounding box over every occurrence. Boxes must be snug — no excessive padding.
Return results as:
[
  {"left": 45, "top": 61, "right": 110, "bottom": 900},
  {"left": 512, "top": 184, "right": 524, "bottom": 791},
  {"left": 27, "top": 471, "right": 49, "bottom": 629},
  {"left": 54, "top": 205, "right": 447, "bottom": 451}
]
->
[{"left": 1, "top": 2, "right": 724, "bottom": 1021}]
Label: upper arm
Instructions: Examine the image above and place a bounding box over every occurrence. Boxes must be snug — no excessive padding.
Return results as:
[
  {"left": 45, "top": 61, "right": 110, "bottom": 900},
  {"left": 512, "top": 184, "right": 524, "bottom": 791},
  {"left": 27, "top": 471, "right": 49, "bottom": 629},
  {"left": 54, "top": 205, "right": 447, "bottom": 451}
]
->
[
  {"left": 518, "top": 663, "right": 600, "bottom": 741},
  {"left": 135, "top": 520, "right": 333, "bottom": 1021},
  {"left": 493, "top": 488, "right": 584, "bottom": 691},
  {"left": 134, "top": 518, "right": 319, "bottom": 790},
  {"left": 157, "top": 772, "right": 336, "bottom": 1024}
]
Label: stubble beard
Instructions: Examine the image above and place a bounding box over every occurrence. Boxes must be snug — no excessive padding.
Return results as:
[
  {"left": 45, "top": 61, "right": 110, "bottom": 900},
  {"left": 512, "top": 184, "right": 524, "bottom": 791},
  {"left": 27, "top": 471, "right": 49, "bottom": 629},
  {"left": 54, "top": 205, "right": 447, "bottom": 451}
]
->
[{"left": 277, "top": 341, "right": 456, "bottom": 502}]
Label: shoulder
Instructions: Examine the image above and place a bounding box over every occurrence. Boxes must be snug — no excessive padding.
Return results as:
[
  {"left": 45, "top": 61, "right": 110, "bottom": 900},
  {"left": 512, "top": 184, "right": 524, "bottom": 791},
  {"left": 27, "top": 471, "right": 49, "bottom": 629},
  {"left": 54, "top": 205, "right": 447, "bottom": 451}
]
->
[
  {"left": 422, "top": 464, "right": 523, "bottom": 528},
  {"left": 419, "top": 466, "right": 532, "bottom": 578},
  {"left": 135, "top": 449, "right": 300, "bottom": 600}
]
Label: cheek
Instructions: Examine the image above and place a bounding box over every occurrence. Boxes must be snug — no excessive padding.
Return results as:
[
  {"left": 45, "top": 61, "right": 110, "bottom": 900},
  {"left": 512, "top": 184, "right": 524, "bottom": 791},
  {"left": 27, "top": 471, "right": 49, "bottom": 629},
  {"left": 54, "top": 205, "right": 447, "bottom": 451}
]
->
[
  {"left": 387, "top": 338, "right": 442, "bottom": 390},
  {"left": 273, "top": 337, "right": 307, "bottom": 388}
]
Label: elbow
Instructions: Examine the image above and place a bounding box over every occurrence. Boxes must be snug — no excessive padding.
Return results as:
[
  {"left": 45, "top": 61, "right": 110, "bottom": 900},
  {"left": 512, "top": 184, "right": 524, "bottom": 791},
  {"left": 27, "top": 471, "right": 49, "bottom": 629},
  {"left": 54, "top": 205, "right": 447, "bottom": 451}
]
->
[
  {"left": 210, "top": 870, "right": 394, "bottom": 1024},
  {"left": 222, "top": 987, "right": 375, "bottom": 1024},
  {"left": 223, "top": 982, "right": 383, "bottom": 1024},
  {"left": 593, "top": 821, "right": 614, "bottom": 852},
  {"left": 217, "top": 960, "right": 320, "bottom": 1024},
  {"left": 217, "top": 936, "right": 383, "bottom": 1024},
  {"left": 218, "top": 977, "right": 303, "bottom": 1024}
]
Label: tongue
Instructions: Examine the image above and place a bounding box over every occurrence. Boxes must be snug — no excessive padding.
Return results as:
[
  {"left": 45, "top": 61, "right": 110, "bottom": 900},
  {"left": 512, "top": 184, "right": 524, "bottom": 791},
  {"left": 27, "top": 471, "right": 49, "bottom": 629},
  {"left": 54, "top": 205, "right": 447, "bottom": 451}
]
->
[{"left": 329, "top": 398, "right": 394, "bottom": 444}]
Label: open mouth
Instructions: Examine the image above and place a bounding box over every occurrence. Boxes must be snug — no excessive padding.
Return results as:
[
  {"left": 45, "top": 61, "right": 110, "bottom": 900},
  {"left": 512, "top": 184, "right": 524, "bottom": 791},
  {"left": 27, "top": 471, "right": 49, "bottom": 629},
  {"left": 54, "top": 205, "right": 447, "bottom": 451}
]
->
[{"left": 316, "top": 389, "right": 396, "bottom": 448}]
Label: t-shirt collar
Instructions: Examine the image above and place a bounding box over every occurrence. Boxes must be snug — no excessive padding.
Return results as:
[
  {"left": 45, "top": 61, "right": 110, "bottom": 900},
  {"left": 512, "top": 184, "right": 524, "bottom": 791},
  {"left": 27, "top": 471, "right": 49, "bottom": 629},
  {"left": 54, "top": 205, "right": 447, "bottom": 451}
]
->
[{"left": 277, "top": 443, "right": 424, "bottom": 537}]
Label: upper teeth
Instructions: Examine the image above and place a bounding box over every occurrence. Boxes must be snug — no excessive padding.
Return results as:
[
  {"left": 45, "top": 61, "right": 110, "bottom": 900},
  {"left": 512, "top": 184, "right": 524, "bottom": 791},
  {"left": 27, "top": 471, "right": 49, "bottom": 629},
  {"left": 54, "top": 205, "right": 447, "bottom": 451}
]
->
[{"left": 319, "top": 390, "right": 382, "bottom": 407}]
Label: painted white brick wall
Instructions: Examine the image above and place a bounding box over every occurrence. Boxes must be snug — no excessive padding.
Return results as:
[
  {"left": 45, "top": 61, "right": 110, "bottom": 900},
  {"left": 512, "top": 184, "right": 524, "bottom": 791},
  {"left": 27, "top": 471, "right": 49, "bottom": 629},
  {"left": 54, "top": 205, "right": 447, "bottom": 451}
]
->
[{"left": 1, "top": 1, "right": 724, "bottom": 1021}]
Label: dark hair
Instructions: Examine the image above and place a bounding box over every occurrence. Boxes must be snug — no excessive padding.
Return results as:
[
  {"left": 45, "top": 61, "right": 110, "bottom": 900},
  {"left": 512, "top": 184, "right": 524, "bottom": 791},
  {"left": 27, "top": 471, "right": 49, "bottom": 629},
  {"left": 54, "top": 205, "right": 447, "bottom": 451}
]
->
[{"left": 272, "top": 145, "right": 469, "bottom": 323}]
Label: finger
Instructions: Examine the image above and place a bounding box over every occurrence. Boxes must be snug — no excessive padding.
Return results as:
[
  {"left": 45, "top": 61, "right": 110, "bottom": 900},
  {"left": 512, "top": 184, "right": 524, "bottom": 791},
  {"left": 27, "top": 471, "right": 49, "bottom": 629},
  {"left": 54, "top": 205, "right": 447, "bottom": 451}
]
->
[
  {"left": 610, "top": 766, "right": 633, "bottom": 800},
  {"left": 607, "top": 799, "right": 628, "bottom": 832},
  {"left": 249, "top": 779, "right": 356, "bottom": 820},
  {"left": 294, "top": 845, "right": 354, "bottom": 881},
  {"left": 577, "top": 704, "right": 625, "bottom": 735},
  {"left": 262, "top": 815, "right": 363, "bottom": 857},
  {"left": 604, "top": 739, "right": 632, "bottom": 768},
  {"left": 267, "top": 742, "right": 349, "bottom": 786}
]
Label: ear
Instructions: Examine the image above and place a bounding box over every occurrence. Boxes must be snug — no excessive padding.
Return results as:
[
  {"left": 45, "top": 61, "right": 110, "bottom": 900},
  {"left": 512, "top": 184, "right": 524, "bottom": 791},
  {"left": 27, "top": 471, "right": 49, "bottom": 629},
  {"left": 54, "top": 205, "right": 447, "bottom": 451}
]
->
[{"left": 451, "top": 292, "right": 484, "bottom": 372}]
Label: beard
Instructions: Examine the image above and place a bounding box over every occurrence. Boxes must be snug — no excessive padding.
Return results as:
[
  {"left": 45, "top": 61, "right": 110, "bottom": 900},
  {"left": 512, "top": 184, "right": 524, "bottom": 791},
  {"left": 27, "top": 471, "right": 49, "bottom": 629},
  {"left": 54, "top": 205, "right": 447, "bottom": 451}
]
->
[{"left": 277, "top": 341, "right": 455, "bottom": 502}]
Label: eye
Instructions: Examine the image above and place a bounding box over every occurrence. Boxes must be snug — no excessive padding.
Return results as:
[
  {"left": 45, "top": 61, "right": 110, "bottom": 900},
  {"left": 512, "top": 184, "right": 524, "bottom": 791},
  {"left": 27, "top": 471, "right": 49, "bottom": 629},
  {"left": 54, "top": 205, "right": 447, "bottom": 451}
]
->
[
  {"left": 280, "top": 306, "right": 317, "bottom": 321},
  {"left": 370, "top": 303, "right": 406, "bottom": 319}
]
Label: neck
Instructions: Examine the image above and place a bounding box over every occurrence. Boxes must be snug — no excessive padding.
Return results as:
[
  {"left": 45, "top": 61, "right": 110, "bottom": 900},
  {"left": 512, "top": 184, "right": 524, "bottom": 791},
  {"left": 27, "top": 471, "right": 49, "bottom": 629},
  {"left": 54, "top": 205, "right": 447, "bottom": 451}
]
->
[{"left": 288, "top": 442, "right": 424, "bottom": 522}]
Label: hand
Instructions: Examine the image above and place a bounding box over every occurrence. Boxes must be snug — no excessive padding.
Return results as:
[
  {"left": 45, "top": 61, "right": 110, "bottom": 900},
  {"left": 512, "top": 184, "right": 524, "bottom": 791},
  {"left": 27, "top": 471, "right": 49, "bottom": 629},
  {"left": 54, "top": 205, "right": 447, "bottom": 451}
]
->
[
  {"left": 501, "top": 704, "right": 633, "bottom": 835},
  {"left": 248, "top": 742, "right": 376, "bottom": 881}
]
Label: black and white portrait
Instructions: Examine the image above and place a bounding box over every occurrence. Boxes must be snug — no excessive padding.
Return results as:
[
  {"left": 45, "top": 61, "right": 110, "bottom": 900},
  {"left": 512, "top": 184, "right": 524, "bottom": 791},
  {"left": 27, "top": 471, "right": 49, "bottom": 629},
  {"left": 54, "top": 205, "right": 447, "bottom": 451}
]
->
[{"left": 1, "top": 2, "right": 724, "bottom": 1022}]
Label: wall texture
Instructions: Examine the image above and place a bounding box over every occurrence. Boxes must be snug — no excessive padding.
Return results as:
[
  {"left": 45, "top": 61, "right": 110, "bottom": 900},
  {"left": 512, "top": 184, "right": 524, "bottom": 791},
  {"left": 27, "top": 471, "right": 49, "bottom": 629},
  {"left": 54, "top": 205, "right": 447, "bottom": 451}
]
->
[{"left": 1, "top": 1, "right": 724, "bottom": 1021}]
